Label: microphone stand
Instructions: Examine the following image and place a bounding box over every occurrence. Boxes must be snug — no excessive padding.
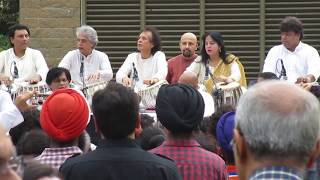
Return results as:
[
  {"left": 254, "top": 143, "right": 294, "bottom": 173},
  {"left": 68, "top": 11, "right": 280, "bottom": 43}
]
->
[
  {"left": 131, "top": 62, "right": 139, "bottom": 90},
  {"left": 279, "top": 59, "right": 288, "bottom": 80},
  {"left": 80, "top": 55, "right": 87, "bottom": 97}
]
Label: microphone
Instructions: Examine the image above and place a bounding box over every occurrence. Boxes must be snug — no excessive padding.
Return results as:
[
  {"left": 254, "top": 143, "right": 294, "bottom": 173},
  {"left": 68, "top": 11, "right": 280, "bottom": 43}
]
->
[
  {"left": 80, "top": 56, "right": 84, "bottom": 78},
  {"left": 13, "top": 61, "right": 19, "bottom": 79},
  {"left": 206, "top": 65, "right": 222, "bottom": 97},
  {"left": 80, "top": 55, "right": 87, "bottom": 97},
  {"left": 131, "top": 62, "right": 139, "bottom": 89},
  {"left": 279, "top": 59, "right": 287, "bottom": 80}
]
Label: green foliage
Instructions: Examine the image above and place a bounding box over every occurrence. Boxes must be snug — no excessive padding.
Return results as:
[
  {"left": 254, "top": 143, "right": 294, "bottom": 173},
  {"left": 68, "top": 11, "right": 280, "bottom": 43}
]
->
[
  {"left": 0, "top": 0, "right": 19, "bottom": 34},
  {"left": 0, "top": 34, "right": 10, "bottom": 52}
]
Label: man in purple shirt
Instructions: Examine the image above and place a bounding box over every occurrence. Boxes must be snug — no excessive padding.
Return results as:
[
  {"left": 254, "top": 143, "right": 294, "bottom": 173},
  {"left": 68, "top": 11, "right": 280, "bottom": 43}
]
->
[{"left": 151, "top": 84, "right": 228, "bottom": 180}]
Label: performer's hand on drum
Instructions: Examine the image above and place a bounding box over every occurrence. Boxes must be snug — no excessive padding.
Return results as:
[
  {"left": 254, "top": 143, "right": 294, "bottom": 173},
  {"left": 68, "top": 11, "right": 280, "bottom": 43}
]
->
[
  {"left": 122, "top": 76, "right": 132, "bottom": 87},
  {"left": 143, "top": 78, "right": 159, "bottom": 86},
  {"left": 216, "top": 75, "right": 233, "bottom": 84},
  {"left": 27, "top": 74, "right": 41, "bottom": 84},
  {"left": 296, "top": 75, "right": 314, "bottom": 84},
  {"left": 0, "top": 75, "right": 12, "bottom": 86},
  {"left": 87, "top": 73, "right": 100, "bottom": 82},
  {"left": 14, "top": 90, "right": 37, "bottom": 112}
]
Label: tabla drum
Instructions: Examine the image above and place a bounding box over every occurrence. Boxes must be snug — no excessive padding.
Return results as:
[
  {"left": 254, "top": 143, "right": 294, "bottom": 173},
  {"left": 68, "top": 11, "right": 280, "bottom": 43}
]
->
[
  {"left": 83, "top": 80, "right": 108, "bottom": 101},
  {"left": 137, "top": 80, "right": 168, "bottom": 109},
  {"left": 16, "top": 81, "right": 51, "bottom": 105},
  {"left": 213, "top": 82, "right": 243, "bottom": 111}
]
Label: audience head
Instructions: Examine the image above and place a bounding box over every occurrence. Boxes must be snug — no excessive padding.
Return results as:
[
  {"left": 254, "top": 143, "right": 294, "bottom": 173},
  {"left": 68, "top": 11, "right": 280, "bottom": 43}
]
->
[
  {"left": 16, "top": 129, "right": 49, "bottom": 158},
  {"left": 76, "top": 25, "right": 98, "bottom": 56},
  {"left": 216, "top": 111, "right": 235, "bottom": 163},
  {"left": 234, "top": 81, "right": 320, "bottom": 179},
  {"left": 139, "top": 127, "right": 165, "bottom": 150},
  {"left": 180, "top": 32, "right": 198, "bottom": 58},
  {"left": 280, "top": 16, "right": 303, "bottom": 51},
  {"left": 138, "top": 26, "right": 161, "bottom": 55},
  {"left": 23, "top": 161, "right": 63, "bottom": 180},
  {"left": 140, "top": 114, "right": 155, "bottom": 129},
  {"left": 46, "top": 67, "right": 71, "bottom": 91},
  {"left": 201, "top": 32, "right": 227, "bottom": 65},
  {"left": 257, "top": 72, "right": 279, "bottom": 82},
  {"left": 9, "top": 109, "right": 41, "bottom": 145},
  {"left": 7, "top": 23, "right": 30, "bottom": 48},
  {"left": 178, "top": 71, "right": 199, "bottom": 89},
  {"left": 92, "top": 82, "right": 140, "bottom": 139},
  {"left": 0, "top": 124, "right": 21, "bottom": 180},
  {"left": 156, "top": 84, "right": 204, "bottom": 136},
  {"left": 40, "top": 88, "right": 90, "bottom": 143}
]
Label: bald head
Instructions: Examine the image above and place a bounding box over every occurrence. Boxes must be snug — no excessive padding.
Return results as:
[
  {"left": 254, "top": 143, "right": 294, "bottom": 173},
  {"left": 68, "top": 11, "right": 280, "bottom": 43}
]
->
[
  {"left": 180, "top": 32, "right": 198, "bottom": 57},
  {"left": 235, "top": 80, "right": 320, "bottom": 164},
  {"left": 178, "top": 71, "right": 198, "bottom": 89}
]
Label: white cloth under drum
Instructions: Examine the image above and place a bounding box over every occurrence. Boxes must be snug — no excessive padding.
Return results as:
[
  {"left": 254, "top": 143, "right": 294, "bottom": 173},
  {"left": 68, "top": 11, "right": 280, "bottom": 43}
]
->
[
  {"left": 198, "top": 89, "right": 215, "bottom": 117},
  {"left": 0, "top": 90, "right": 24, "bottom": 131}
]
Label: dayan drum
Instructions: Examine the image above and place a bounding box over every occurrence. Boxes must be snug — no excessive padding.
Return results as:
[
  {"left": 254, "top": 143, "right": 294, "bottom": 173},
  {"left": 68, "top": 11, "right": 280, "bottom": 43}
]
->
[
  {"left": 83, "top": 80, "right": 108, "bottom": 101},
  {"left": 213, "top": 82, "right": 243, "bottom": 111},
  {"left": 137, "top": 80, "right": 168, "bottom": 109},
  {"left": 17, "top": 81, "right": 51, "bottom": 105}
]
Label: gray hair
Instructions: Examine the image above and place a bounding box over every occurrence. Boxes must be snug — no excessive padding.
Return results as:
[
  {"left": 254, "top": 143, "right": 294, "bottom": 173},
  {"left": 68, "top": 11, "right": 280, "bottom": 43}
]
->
[
  {"left": 76, "top": 25, "right": 98, "bottom": 47},
  {"left": 235, "top": 81, "right": 320, "bottom": 164}
]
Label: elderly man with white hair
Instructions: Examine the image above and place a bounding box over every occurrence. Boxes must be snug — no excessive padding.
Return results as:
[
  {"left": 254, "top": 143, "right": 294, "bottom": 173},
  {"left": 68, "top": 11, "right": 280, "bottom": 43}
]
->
[
  {"left": 59, "top": 25, "right": 113, "bottom": 87},
  {"left": 233, "top": 80, "right": 320, "bottom": 180}
]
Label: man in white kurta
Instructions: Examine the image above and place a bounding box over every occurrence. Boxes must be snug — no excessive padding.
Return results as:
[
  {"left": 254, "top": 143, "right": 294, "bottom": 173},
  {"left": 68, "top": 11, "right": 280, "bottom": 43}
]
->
[
  {"left": 0, "top": 24, "right": 48, "bottom": 85},
  {"left": 263, "top": 16, "right": 320, "bottom": 83},
  {"left": 59, "top": 25, "right": 113, "bottom": 87},
  {"left": 116, "top": 27, "right": 167, "bottom": 89}
]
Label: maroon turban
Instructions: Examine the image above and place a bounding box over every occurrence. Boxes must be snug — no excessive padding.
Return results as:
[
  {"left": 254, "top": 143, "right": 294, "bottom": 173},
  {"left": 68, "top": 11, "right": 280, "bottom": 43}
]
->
[{"left": 40, "top": 88, "right": 90, "bottom": 142}]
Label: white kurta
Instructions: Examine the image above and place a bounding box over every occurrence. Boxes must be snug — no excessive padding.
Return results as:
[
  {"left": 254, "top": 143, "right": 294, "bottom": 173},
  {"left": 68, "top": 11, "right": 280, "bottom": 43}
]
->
[
  {"left": 263, "top": 42, "right": 320, "bottom": 83},
  {"left": 59, "top": 49, "right": 113, "bottom": 86},
  {"left": 116, "top": 51, "right": 168, "bottom": 88},
  {"left": 0, "top": 47, "right": 49, "bottom": 82},
  {"left": 0, "top": 90, "right": 24, "bottom": 131}
]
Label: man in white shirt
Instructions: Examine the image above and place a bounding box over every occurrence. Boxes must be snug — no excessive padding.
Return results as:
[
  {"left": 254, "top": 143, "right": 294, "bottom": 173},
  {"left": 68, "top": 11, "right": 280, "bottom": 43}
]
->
[
  {"left": 59, "top": 25, "right": 113, "bottom": 88},
  {"left": 263, "top": 16, "right": 320, "bottom": 83},
  {"left": 0, "top": 24, "right": 49, "bottom": 85},
  {"left": 116, "top": 27, "right": 167, "bottom": 88}
]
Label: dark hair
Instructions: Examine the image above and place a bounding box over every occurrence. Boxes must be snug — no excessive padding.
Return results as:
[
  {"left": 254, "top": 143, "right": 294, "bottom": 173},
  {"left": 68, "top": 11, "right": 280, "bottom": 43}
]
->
[
  {"left": 200, "top": 32, "right": 227, "bottom": 65},
  {"left": 46, "top": 67, "right": 71, "bottom": 86},
  {"left": 280, "top": 16, "right": 303, "bottom": 40},
  {"left": 208, "top": 104, "right": 235, "bottom": 139},
  {"left": 143, "top": 26, "right": 161, "bottom": 55},
  {"left": 23, "top": 161, "right": 63, "bottom": 180},
  {"left": 258, "top": 72, "right": 279, "bottom": 80},
  {"left": 92, "top": 82, "right": 139, "bottom": 139},
  {"left": 9, "top": 109, "right": 41, "bottom": 145},
  {"left": 138, "top": 127, "right": 165, "bottom": 150},
  {"left": 140, "top": 114, "right": 155, "bottom": 129},
  {"left": 7, "top": 24, "right": 31, "bottom": 47},
  {"left": 16, "top": 129, "right": 50, "bottom": 156}
]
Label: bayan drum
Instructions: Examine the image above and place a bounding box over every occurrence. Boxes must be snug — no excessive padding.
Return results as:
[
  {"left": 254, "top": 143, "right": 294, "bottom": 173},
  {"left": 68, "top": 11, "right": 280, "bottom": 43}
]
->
[
  {"left": 137, "top": 80, "right": 168, "bottom": 109},
  {"left": 213, "top": 82, "right": 243, "bottom": 111}
]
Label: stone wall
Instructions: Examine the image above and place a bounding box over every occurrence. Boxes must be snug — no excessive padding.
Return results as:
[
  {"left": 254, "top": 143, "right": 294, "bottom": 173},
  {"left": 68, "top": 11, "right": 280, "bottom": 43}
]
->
[{"left": 20, "top": 0, "right": 81, "bottom": 67}]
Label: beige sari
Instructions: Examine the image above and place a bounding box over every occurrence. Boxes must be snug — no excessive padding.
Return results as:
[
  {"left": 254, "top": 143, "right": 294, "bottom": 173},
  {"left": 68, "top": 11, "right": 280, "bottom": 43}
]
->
[{"left": 204, "top": 54, "right": 247, "bottom": 94}]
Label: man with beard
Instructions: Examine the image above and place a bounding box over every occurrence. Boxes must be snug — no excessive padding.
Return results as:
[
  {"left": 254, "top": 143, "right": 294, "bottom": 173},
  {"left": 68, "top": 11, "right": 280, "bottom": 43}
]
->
[
  {"left": 263, "top": 16, "right": 320, "bottom": 83},
  {"left": 166, "top": 32, "right": 198, "bottom": 84}
]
